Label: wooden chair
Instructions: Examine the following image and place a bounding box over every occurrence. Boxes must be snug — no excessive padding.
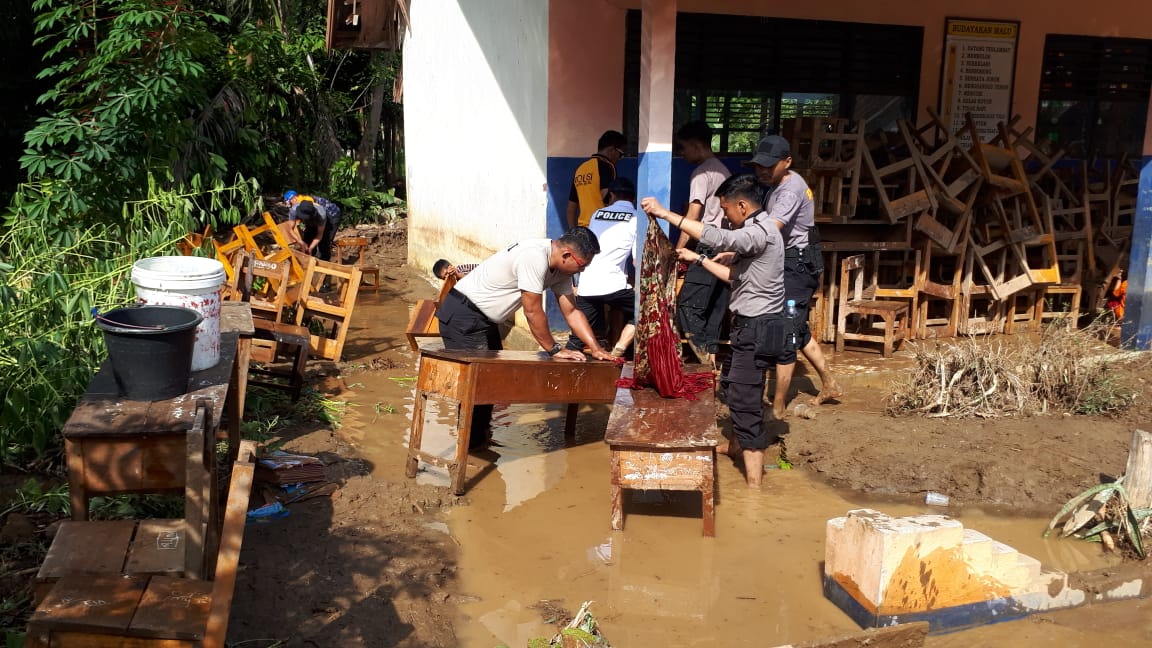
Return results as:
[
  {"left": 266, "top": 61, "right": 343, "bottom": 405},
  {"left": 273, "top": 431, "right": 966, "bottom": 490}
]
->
[
  {"left": 25, "top": 441, "right": 256, "bottom": 648},
  {"left": 860, "top": 137, "right": 937, "bottom": 224},
  {"left": 405, "top": 272, "right": 457, "bottom": 351},
  {"left": 786, "top": 117, "right": 865, "bottom": 223},
  {"left": 227, "top": 253, "right": 310, "bottom": 400},
  {"left": 836, "top": 254, "right": 911, "bottom": 357},
  {"left": 295, "top": 257, "right": 363, "bottom": 362},
  {"left": 228, "top": 253, "right": 293, "bottom": 323},
  {"left": 915, "top": 235, "right": 968, "bottom": 339},
  {"left": 176, "top": 225, "right": 214, "bottom": 256},
  {"left": 248, "top": 319, "right": 311, "bottom": 401},
  {"left": 212, "top": 233, "right": 248, "bottom": 286},
  {"left": 254, "top": 212, "right": 307, "bottom": 283},
  {"left": 336, "top": 236, "right": 380, "bottom": 293},
  {"left": 958, "top": 237, "right": 1007, "bottom": 335}
]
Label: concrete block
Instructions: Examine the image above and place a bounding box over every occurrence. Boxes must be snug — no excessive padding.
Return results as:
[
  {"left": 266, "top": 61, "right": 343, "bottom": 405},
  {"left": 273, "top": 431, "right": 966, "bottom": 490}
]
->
[
  {"left": 825, "top": 509, "right": 964, "bottom": 611},
  {"left": 823, "top": 509, "right": 1148, "bottom": 634}
]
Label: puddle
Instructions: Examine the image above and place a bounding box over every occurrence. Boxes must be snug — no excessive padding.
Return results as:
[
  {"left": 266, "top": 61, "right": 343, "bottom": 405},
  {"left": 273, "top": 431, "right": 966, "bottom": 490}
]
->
[{"left": 410, "top": 402, "right": 1131, "bottom": 647}]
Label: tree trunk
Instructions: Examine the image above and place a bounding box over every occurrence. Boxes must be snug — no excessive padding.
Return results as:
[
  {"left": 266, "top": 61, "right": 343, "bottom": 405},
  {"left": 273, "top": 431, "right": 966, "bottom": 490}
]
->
[
  {"left": 357, "top": 53, "right": 388, "bottom": 191},
  {"left": 1124, "top": 429, "right": 1152, "bottom": 509},
  {"left": 313, "top": 95, "right": 343, "bottom": 186}
]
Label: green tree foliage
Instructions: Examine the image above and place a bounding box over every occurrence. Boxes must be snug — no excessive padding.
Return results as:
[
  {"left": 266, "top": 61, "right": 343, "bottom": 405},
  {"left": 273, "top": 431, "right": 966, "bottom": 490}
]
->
[
  {"left": 0, "top": 178, "right": 258, "bottom": 469},
  {"left": 22, "top": 0, "right": 236, "bottom": 221}
]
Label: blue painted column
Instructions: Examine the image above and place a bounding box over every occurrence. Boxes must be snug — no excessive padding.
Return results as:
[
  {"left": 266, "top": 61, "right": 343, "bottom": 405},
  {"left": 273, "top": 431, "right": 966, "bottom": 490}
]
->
[
  {"left": 1121, "top": 160, "right": 1152, "bottom": 349},
  {"left": 636, "top": 0, "right": 676, "bottom": 239}
]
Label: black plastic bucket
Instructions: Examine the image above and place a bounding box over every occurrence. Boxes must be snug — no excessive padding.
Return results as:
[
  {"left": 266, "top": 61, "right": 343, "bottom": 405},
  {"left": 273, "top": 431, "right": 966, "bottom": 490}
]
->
[{"left": 95, "top": 305, "right": 204, "bottom": 400}]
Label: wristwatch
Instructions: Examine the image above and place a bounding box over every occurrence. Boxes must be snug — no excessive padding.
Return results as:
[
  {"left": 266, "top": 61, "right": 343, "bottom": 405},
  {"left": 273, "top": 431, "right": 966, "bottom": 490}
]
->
[
  {"left": 547, "top": 342, "right": 562, "bottom": 356},
  {"left": 694, "top": 254, "right": 708, "bottom": 266}
]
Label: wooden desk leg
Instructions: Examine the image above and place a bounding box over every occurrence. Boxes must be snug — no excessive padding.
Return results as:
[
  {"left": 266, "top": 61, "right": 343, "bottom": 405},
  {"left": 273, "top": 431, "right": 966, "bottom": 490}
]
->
[
  {"left": 451, "top": 388, "right": 476, "bottom": 496},
  {"left": 564, "top": 403, "right": 579, "bottom": 437},
  {"left": 225, "top": 335, "right": 250, "bottom": 460},
  {"left": 185, "top": 418, "right": 206, "bottom": 579},
  {"left": 235, "top": 334, "right": 251, "bottom": 426},
  {"left": 65, "top": 438, "right": 88, "bottom": 521},
  {"left": 405, "top": 391, "right": 430, "bottom": 478},
  {"left": 610, "top": 450, "right": 624, "bottom": 530},
  {"left": 702, "top": 450, "right": 716, "bottom": 538},
  {"left": 610, "top": 485, "right": 624, "bottom": 531}
]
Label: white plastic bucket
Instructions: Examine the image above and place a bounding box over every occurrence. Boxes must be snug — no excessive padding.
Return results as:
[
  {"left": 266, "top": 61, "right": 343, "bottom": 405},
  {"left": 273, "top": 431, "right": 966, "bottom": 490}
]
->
[{"left": 131, "top": 256, "right": 227, "bottom": 371}]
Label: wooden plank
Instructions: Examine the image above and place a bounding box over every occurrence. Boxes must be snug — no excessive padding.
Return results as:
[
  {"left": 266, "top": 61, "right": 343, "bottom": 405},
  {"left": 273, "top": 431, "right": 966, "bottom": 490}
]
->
[
  {"left": 35, "top": 631, "right": 193, "bottom": 647},
  {"left": 203, "top": 442, "right": 256, "bottom": 648},
  {"left": 129, "top": 576, "right": 213, "bottom": 641},
  {"left": 30, "top": 573, "right": 148, "bottom": 635},
  {"left": 38, "top": 521, "right": 136, "bottom": 581},
  {"left": 125, "top": 520, "right": 188, "bottom": 576},
  {"left": 774, "top": 621, "right": 929, "bottom": 648},
  {"left": 183, "top": 402, "right": 208, "bottom": 580}
]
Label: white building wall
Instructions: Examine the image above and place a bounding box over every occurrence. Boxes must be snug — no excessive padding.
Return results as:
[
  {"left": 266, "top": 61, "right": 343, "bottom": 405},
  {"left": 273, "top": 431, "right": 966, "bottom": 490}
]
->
[{"left": 404, "top": 0, "right": 550, "bottom": 277}]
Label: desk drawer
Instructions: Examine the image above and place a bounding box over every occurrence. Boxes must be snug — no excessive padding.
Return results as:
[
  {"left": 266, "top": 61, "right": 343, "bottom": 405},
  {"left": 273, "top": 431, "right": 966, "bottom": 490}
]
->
[{"left": 611, "top": 448, "right": 714, "bottom": 491}]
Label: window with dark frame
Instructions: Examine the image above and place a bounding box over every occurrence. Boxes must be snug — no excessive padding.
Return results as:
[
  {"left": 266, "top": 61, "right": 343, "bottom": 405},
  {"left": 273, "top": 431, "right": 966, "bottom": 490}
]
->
[
  {"left": 1038, "top": 34, "right": 1152, "bottom": 159},
  {"left": 623, "top": 12, "right": 923, "bottom": 155}
]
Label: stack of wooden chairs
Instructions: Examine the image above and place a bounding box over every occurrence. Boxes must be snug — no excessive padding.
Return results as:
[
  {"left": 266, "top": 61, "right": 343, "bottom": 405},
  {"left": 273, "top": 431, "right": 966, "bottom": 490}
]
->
[
  {"left": 180, "top": 212, "right": 367, "bottom": 366},
  {"left": 787, "top": 108, "right": 1135, "bottom": 355}
]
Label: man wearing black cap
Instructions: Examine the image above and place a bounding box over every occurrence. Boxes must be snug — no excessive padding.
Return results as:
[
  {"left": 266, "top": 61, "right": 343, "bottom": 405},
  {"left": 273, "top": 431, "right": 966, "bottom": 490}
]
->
[
  {"left": 747, "top": 135, "right": 842, "bottom": 418},
  {"left": 567, "top": 130, "right": 627, "bottom": 229},
  {"left": 565, "top": 177, "right": 640, "bottom": 357}
]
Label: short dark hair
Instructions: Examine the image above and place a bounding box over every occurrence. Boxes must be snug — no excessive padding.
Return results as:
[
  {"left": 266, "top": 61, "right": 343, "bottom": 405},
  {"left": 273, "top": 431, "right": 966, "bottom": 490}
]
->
[
  {"left": 558, "top": 226, "right": 600, "bottom": 260},
  {"left": 432, "top": 259, "right": 452, "bottom": 278},
  {"left": 714, "top": 174, "right": 764, "bottom": 204},
  {"left": 296, "top": 201, "right": 319, "bottom": 220},
  {"left": 676, "top": 120, "right": 712, "bottom": 145},
  {"left": 598, "top": 130, "right": 626, "bottom": 151},
  {"left": 605, "top": 177, "right": 636, "bottom": 203}
]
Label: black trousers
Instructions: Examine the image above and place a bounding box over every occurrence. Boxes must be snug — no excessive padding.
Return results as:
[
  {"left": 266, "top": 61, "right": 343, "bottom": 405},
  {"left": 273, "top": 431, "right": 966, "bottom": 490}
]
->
[
  {"left": 677, "top": 261, "right": 730, "bottom": 356},
  {"left": 303, "top": 218, "right": 340, "bottom": 262},
  {"left": 722, "top": 315, "right": 795, "bottom": 451},
  {"left": 435, "top": 290, "right": 501, "bottom": 445},
  {"left": 566, "top": 288, "right": 635, "bottom": 351},
  {"left": 780, "top": 254, "right": 820, "bottom": 363}
]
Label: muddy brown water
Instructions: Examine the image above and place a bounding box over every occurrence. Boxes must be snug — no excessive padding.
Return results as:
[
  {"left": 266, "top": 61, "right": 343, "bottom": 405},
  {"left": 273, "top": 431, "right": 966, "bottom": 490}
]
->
[{"left": 339, "top": 291, "right": 1152, "bottom": 647}]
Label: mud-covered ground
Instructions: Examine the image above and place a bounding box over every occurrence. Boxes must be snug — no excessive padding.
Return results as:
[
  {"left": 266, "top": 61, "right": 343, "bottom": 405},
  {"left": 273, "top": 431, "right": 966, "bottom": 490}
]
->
[
  {"left": 5, "top": 219, "right": 1148, "bottom": 646},
  {"left": 223, "top": 222, "right": 1149, "bottom": 645}
]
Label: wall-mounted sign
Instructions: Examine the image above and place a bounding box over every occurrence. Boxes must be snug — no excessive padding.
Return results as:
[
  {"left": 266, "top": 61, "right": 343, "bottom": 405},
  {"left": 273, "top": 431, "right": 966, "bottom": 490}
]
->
[{"left": 938, "top": 18, "right": 1020, "bottom": 144}]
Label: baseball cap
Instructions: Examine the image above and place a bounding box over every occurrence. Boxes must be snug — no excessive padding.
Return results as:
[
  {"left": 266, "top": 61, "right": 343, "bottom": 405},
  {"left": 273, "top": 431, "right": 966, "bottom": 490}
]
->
[
  {"left": 283, "top": 190, "right": 298, "bottom": 201},
  {"left": 744, "top": 135, "right": 792, "bottom": 167}
]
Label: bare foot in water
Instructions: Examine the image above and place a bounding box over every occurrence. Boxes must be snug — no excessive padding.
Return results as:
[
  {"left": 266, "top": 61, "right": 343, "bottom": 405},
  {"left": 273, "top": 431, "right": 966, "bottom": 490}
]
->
[
  {"left": 815, "top": 379, "right": 844, "bottom": 405},
  {"left": 716, "top": 437, "right": 742, "bottom": 458}
]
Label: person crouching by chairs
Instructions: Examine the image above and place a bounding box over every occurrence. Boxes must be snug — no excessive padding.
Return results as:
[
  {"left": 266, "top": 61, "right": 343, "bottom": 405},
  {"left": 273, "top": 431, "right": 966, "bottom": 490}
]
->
[
  {"left": 643, "top": 174, "right": 792, "bottom": 487},
  {"left": 435, "top": 227, "right": 616, "bottom": 448},
  {"left": 286, "top": 200, "right": 336, "bottom": 261},
  {"left": 565, "top": 177, "right": 640, "bottom": 359}
]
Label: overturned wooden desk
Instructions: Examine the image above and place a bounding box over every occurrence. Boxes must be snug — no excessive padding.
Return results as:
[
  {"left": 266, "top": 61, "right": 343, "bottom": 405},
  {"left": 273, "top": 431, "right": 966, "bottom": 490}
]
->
[
  {"left": 605, "top": 363, "right": 720, "bottom": 536},
  {"left": 405, "top": 349, "right": 621, "bottom": 495}
]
